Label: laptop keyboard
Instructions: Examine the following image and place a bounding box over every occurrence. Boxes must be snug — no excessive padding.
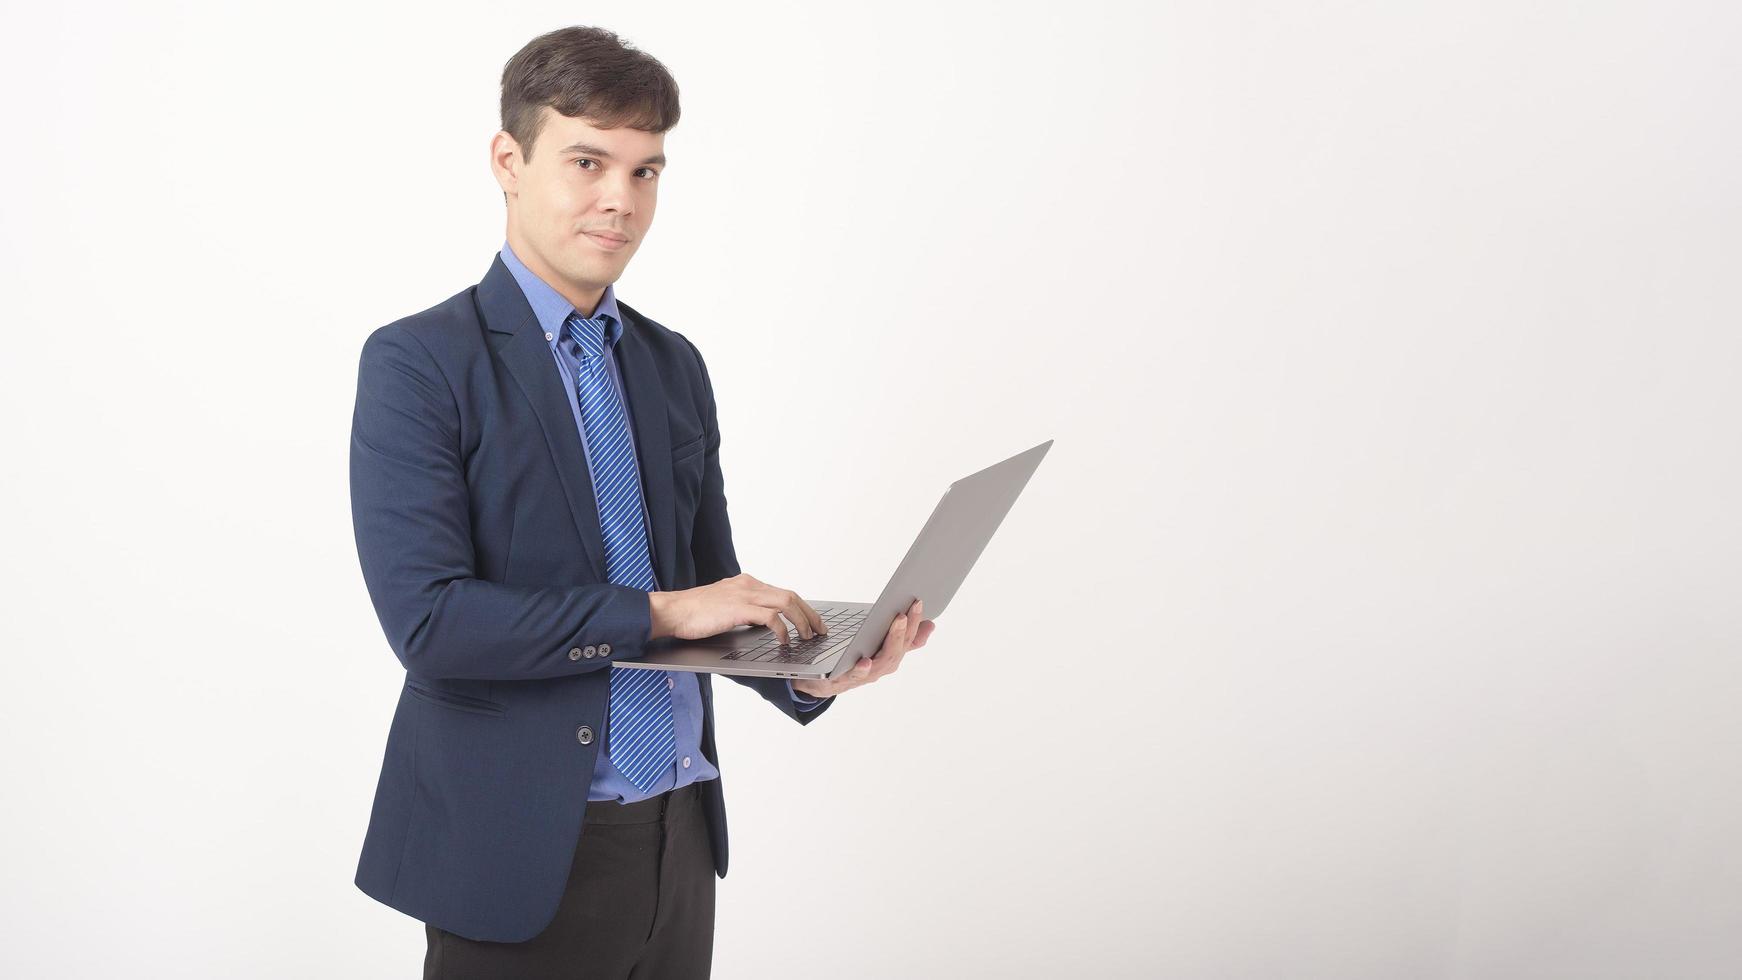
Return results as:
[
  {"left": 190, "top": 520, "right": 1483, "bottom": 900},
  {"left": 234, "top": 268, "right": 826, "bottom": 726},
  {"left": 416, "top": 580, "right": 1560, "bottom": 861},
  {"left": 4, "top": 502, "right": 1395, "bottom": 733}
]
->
[{"left": 721, "top": 606, "right": 866, "bottom": 665}]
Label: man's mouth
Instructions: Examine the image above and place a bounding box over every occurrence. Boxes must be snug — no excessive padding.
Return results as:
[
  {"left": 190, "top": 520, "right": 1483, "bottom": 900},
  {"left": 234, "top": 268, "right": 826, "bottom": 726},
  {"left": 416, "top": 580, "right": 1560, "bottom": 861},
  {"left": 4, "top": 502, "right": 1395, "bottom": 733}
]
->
[{"left": 584, "top": 230, "right": 629, "bottom": 252}]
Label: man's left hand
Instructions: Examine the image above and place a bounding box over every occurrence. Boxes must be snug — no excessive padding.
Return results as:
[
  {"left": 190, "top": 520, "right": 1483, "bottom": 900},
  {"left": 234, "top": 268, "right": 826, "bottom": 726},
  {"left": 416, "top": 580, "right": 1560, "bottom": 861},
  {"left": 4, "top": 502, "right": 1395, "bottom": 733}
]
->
[{"left": 792, "top": 598, "right": 934, "bottom": 699}]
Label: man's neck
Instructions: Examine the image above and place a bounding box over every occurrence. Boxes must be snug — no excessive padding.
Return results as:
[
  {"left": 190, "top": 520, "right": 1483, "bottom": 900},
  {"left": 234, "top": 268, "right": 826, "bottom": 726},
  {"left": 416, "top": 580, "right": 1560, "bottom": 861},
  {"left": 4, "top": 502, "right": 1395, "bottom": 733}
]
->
[{"left": 505, "top": 229, "right": 604, "bottom": 316}]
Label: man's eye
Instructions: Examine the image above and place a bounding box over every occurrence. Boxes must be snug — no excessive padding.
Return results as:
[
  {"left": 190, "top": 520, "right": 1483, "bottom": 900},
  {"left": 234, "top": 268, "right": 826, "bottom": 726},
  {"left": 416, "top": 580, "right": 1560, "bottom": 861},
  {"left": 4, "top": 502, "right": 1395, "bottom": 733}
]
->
[
  {"left": 576, "top": 159, "right": 598, "bottom": 170},
  {"left": 636, "top": 168, "right": 660, "bottom": 179}
]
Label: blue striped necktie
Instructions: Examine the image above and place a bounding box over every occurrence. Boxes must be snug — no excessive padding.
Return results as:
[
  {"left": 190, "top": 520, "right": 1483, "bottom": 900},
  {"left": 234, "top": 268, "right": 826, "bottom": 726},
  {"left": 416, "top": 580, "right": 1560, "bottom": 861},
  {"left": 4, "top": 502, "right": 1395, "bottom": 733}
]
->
[{"left": 564, "top": 311, "right": 675, "bottom": 794}]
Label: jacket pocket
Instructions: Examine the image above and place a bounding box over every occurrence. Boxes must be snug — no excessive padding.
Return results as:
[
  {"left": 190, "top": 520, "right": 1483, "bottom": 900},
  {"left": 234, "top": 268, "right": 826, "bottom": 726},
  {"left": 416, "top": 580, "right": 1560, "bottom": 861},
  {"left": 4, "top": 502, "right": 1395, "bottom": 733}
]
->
[
  {"left": 405, "top": 680, "right": 507, "bottom": 717},
  {"left": 670, "top": 432, "right": 705, "bottom": 462}
]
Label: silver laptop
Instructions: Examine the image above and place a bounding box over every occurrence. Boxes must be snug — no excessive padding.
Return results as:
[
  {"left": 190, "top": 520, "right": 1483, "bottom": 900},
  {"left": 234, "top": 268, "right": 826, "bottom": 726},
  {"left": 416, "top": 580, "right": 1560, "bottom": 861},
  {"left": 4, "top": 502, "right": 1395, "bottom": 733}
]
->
[{"left": 618, "top": 439, "right": 1053, "bottom": 680}]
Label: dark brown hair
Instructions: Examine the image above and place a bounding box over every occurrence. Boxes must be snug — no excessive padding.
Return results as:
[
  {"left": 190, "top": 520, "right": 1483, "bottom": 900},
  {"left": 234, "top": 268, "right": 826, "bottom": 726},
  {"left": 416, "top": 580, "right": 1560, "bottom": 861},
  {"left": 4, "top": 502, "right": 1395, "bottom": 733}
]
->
[{"left": 500, "top": 26, "right": 681, "bottom": 163}]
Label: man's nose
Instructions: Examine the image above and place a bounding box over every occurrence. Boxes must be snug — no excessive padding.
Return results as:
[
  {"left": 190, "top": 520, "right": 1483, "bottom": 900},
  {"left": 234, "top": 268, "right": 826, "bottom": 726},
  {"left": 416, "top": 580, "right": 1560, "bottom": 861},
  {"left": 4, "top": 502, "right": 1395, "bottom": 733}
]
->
[{"left": 595, "top": 175, "right": 636, "bottom": 215}]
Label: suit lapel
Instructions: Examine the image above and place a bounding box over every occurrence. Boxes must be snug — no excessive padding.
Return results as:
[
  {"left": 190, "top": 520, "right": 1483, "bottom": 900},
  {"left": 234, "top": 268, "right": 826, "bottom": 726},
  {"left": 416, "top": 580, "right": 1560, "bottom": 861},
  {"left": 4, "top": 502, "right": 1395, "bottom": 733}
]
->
[
  {"left": 478, "top": 254, "right": 678, "bottom": 589},
  {"left": 480, "top": 255, "right": 608, "bottom": 581},
  {"left": 615, "top": 306, "right": 678, "bottom": 590}
]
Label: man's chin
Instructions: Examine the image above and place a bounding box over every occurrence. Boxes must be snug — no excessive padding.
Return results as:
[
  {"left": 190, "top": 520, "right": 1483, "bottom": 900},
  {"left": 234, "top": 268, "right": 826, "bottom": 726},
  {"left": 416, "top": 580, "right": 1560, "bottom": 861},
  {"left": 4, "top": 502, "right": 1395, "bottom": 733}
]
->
[
  {"left": 565, "top": 262, "right": 616, "bottom": 282},
  {"left": 563, "top": 250, "right": 623, "bottom": 276}
]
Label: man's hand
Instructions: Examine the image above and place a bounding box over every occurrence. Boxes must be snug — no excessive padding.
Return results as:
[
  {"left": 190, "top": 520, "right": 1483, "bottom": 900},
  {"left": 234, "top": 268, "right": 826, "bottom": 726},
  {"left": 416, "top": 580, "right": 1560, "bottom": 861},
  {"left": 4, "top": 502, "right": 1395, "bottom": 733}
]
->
[
  {"left": 792, "top": 598, "right": 935, "bottom": 699},
  {"left": 648, "top": 572, "right": 827, "bottom": 643}
]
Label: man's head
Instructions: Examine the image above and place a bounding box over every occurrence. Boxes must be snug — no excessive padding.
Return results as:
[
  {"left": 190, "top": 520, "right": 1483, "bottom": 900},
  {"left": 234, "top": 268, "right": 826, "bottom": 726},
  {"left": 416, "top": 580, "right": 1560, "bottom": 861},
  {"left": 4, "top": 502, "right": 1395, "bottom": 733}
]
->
[{"left": 491, "top": 26, "right": 680, "bottom": 313}]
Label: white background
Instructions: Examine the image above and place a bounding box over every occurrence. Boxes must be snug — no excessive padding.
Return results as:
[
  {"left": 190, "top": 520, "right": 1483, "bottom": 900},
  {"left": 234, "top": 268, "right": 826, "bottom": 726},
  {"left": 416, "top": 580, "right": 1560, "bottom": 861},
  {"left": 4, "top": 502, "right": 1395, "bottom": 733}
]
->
[{"left": 3, "top": 1, "right": 1739, "bottom": 977}]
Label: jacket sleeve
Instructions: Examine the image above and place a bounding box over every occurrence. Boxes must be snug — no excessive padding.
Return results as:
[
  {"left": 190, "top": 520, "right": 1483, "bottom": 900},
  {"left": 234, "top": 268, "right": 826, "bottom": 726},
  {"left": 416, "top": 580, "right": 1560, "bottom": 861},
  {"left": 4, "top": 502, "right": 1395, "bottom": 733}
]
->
[
  {"left": 680, "top": 335, "right": 836, "bottom": 724},
  {"left": 349, "top": 324, "right": 652, "bottom": 681}
]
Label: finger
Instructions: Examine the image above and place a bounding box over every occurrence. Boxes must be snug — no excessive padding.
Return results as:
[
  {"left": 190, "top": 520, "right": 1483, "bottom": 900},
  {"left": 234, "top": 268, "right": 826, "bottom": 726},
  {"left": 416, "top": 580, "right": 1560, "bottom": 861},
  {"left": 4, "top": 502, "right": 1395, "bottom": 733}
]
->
[
  {"left": 882, "top": 611, "right": 919, "bottom": 676},
  {"left": 911, "top": 620, "right": 936, "bottom": 649},
  {"left": 752, "top": 606, "right": 790, "bottom": 646},
  {"left": 795, "top": 593, "right": 826, "bottom": 637},
  {"left": 906, "top": 599, "right": 923, "bottom": 645},
  {"left": 863, "top": 613, "right": 910, "bottom": 681},
  {"left": 884, "top": 609, "right": 908, "bottom": 644},
  {"left": 744, "top": 585, "right": 795, "bottom": 641},
  {"left": 766, "top": 588, "right": 810, "bottom": 640},
  {"left": 874, "top": 610, "right": 910, "bottom": 663},
  {"left": 857, "top": 612, "right": 912, "bottom": 682},
  {"left": 779, "top": 589, "right": 816, "bottom": 640},
  {"left": 754, "top": 586, "right": 812, "bottom": 639}
]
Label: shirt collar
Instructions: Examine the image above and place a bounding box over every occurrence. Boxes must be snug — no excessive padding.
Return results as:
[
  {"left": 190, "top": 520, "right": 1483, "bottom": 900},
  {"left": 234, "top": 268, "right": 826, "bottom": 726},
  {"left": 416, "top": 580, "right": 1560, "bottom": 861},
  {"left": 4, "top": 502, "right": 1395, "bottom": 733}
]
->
[{"left": 498, "top": 238, "right": 624, "bottom": 350}]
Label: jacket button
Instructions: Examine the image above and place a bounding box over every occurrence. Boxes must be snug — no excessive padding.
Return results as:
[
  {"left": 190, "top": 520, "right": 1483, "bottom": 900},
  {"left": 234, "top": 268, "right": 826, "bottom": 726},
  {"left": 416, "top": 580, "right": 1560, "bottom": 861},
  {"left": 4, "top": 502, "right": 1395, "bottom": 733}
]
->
[
  {"left": 583, "top": 645, "right": 599, "bottom": 658},
  {"left": 568, "top": 647, "right": 583, "bottom": 661},
  {"left": 576, "top": 725, "right": 594, "bottom": 745},
  {"left": 598, "top": 643, "right": 612, "bottom": 656}
]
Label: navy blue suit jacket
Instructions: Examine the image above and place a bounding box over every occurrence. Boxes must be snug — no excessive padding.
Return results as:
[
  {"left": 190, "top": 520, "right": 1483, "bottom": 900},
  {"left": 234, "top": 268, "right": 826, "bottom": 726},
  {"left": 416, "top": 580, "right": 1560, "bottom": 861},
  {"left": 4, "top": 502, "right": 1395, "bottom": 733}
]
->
[{"left": 349, "top": 253, "right": 833, "bottom": 942}]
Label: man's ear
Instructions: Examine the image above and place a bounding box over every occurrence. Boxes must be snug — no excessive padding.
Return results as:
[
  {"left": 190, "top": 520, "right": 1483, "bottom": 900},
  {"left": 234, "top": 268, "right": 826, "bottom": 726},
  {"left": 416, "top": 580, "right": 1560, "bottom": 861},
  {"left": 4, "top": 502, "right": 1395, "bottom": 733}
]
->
[{"left": 490, "top": 131, "right": 521, "bottom": 198}]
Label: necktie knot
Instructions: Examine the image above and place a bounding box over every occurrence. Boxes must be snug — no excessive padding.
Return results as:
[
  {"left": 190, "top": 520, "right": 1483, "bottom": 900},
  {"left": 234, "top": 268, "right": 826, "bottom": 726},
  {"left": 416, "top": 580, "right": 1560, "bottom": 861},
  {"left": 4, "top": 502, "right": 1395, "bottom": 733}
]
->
[{"left": 565, "top": 313, "right": 612, "bottom": 359}]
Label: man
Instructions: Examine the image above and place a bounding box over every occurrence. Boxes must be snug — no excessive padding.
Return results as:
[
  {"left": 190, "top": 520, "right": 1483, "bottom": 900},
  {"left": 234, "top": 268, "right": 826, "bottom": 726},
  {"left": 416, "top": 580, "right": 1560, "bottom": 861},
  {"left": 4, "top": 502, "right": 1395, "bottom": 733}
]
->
[{"left": 348, "top": 25, "right": 936, "bottom": 978}]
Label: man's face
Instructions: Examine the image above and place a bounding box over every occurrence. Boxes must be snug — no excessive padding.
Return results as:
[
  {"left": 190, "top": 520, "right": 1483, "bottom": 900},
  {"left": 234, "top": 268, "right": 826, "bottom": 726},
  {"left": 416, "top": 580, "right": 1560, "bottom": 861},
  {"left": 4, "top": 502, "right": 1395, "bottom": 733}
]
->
[{"left": 493, "top": 107, "right": 664, "bottom": 299}]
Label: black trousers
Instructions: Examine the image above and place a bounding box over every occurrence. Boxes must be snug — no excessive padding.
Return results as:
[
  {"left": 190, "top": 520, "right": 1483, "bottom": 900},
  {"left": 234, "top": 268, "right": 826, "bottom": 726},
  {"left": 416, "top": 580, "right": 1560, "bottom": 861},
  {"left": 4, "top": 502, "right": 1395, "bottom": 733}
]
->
[{"left": 423, "top": 780, "right": 716, "bottom": 979}]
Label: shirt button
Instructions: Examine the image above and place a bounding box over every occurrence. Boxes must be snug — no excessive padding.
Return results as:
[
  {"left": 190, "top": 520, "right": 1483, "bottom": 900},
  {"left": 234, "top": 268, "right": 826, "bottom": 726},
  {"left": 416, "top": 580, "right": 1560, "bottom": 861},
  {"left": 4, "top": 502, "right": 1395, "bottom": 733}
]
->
[
  {"left": 544, "top": 331, "right": 554, "bottom": 341},
  {"left": 682, "top": 756, "right": 692, "bottom": 768},
  {"left": 666, "top": 676, "right": 675, "bottom": 690}
]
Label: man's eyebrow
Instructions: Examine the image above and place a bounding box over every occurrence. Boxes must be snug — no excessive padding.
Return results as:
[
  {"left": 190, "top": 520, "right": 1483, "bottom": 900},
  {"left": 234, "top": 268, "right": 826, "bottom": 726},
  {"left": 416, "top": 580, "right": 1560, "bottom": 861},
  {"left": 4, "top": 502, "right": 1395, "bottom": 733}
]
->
[{"left": 558, "top": 141, "right": 666, "bottom": 166}]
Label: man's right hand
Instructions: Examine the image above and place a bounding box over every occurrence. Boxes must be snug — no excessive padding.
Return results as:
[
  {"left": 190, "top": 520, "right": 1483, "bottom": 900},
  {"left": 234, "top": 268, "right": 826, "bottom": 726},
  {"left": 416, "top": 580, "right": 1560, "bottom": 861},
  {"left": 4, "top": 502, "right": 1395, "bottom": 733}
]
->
[{"left": 646, "top": 573, "right": 827, "bottom": 646}]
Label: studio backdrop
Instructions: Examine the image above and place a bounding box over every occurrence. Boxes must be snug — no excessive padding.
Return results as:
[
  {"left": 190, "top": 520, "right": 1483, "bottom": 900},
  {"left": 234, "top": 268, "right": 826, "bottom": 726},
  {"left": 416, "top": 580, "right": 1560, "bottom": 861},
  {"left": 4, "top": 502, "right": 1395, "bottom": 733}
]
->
[{"left": 2, "top": 2, "right": 1738, "bottom": 978}]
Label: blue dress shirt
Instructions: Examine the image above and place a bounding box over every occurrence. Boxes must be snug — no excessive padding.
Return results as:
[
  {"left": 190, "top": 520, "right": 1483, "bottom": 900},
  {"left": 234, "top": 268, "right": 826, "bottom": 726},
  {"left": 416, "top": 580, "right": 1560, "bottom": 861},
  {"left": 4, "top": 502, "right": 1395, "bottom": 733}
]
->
[{"left": 499, "top": 240, "right": 825, "bottom": 805}]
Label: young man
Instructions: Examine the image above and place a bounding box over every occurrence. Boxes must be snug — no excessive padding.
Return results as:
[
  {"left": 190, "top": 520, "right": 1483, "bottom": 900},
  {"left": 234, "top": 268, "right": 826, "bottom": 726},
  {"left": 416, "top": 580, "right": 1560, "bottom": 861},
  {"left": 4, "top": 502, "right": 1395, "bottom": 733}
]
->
[{"left": 348, "top": 25, "right": 935, "bottom": 978}]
